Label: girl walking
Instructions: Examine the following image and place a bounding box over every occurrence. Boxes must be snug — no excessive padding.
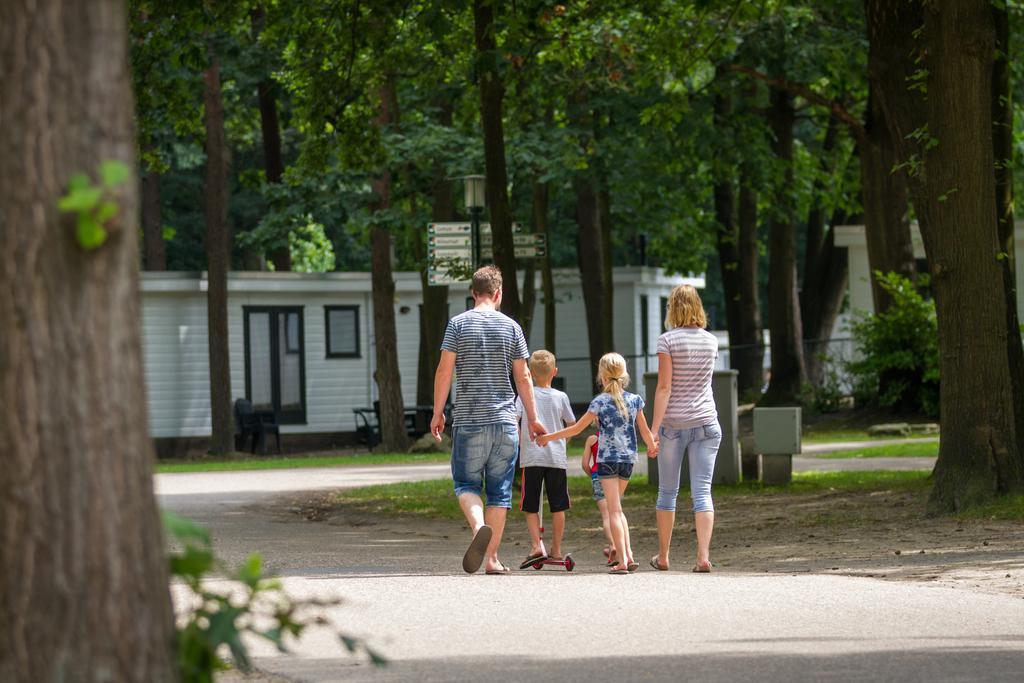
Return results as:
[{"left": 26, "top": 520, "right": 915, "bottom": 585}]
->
[
  {"left": 539, "top": 353, "right": 657, "bottom": 573},
  {"left": 649, "top": 284, "right": 722, "bottom": 573}
]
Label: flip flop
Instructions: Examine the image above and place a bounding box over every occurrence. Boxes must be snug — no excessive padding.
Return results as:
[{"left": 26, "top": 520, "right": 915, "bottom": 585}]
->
[
  {"left": 649, "top": 556, "right": 668, "bottom": 571},
  {"left": 518, "top": 552, "right": 548, "bottom": 570},
  {"left": 462, "top": 525, "right": 493, "bottom": 574},
  {"left": 608, "top": 565, "right": 629, "bottom": 575},
  {"left": 692, "top": 562, "right": 713, "bottom": 573},
  {"left": 626, "top": 561, "right": 640, "bottom": 573},
  {"left": 486, "top": 563, "right": 512, "bottom": 575}
]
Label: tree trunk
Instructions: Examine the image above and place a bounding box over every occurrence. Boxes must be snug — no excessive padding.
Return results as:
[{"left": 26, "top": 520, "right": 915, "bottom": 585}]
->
[
  {"left": 252, "top": 6, "right": 289, "bottom": 272},
  {"left": 889, "top": 1, "right": 1024, "bottom": 511},
  {"left": 801, "top": 118, "right": 850, "bottom": 385},
  {"left": 576, "top": 177, "right": 606, "bottom": 389},
  {"left": 204, "top": 47, "right": 234, "bottom": 455},
  {"left": 473, "top": 0, "right": 520, "bottom": 321},
  {"left": 762, "top": 88, "right": 807, "bottom": 405},
  {"left": 860, "top": 85, "right": 915, "bottom": 314},
  {"left": 598, "top": 185, "right": 614, "bottom": 351},
  {"left": 0, "top": 1, "right": 177, "bottom": 679},
  {"left": 141, "top": 162, "right": 166, "bottom": 270},
  {"left": 992, "top": 0, "right": 1024, "bottom": 485},
  {"left": 370, "top": 79, "right": 408, "bottom": 452},
  {"left": 537, "top": 179, "right": 556, "bottom": 354},
  {"left": 416, "top": 145, "right": 453, "bottom": 406},
  {"left": 734, "top": 178, "right": 765, "bottom": 398},
  {"left": 712, "top": 80, "right": 744, "bottom": 373}
]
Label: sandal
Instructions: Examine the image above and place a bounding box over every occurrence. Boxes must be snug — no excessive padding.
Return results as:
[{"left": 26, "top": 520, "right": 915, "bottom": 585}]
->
[
  {"left": 518, "top": 552, "right": 547, "bottom": 570},
  {"left": 649, "top": 556, "right": 668, "bottom": 571},
  {"left": 626, "top": 561, "right": 640, "bottom": 572},
  {"left": 608, "top": 564, "right": 629, "bottom": 575},
  {"left": 486, "top": 563, "right": 512, "bottom": 575},
  {"left": 692, "top": 561, "right": 713, "bottom": 573},
  {"left": 462, "top": 525, "right": 492, "bottom": 574}
]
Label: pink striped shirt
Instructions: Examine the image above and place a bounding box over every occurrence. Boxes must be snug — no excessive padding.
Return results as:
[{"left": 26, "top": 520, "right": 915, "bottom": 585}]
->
[{"left": 656, "top": 327, "right": 718, "bottom": 429}]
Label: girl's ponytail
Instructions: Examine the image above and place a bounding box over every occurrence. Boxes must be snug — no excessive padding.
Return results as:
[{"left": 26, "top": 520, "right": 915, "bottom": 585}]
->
[{"left": 598, "top": 353, "right": 630, "bottom": 419}]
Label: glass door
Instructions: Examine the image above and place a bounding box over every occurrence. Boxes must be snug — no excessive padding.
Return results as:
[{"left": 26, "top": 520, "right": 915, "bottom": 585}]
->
[{"left": 244, "top": 306, "right": 306, "bottom": 424}]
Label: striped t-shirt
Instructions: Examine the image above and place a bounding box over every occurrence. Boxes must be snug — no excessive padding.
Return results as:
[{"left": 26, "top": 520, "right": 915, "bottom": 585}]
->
[
  {"left": 441, "top": 309, "right": 529, "bottom": 426},
  {"left": 656, "top": 327, "right": 719, "bottom": 429}
]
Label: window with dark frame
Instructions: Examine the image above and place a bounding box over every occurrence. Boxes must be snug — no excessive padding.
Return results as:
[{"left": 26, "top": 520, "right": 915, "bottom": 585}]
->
[
  {"left": 243, "top": 306, "right": 307, "bottom": 425},
  {"left": 325, "top": 305, "right": 360, "bottom": 358},
  {"left": 660, "top": 296, "right": 669, "bottom": 331},
  {"left": 640, "top": 294, "right": 649, "bottom": 355}
]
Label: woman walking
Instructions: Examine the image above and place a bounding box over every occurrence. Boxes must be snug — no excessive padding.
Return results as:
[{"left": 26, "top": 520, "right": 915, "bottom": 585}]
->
[{"left": 649, "top": 285, "right": 722, "bottom": 572}]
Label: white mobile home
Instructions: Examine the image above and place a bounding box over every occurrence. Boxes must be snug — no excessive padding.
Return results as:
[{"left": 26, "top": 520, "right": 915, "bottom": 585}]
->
[{"left": 141, "top": 267, "right": 701, "bottom": 449}]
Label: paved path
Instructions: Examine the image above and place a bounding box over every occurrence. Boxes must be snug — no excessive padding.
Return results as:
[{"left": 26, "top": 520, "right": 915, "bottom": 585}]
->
[{"left": 156, "top": 439, "right": 1024, "bottom": 683}]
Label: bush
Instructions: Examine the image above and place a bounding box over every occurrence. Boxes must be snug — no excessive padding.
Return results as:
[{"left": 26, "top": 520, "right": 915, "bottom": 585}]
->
[
  {"left": 846, "top": 271, "right": 939, "bottom": 417},
  {"left": 164, "top": 512, "right": 384, "bottom": 682}
]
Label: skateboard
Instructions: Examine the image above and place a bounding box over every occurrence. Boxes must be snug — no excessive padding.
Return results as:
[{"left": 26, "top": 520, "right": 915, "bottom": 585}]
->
[{"left": 527, "top": 553, "right": 575, "bottom": 572}]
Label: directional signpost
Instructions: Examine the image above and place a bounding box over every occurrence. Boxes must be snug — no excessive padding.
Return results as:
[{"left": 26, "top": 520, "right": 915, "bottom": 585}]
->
[{"left": 427, "top": 222, "right": 546, "bottom": 285}]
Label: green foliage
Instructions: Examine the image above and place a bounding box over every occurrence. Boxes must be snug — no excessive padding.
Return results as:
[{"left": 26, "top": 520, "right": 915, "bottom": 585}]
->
[
  {"left": 164, "top": 511, "right": 384, "bottom": 680},
  {"left": 58, "top": 161, "right": 130, "bottom": 250},
  {"left": 286, "top": 219, "right": 336, "bottom": 272},
  {"left": 846, "top": 272, "right": 939, "bottom": 416}
]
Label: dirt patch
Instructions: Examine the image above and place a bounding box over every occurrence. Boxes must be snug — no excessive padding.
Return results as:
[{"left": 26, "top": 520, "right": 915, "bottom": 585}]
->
[{"left": 285, "top": 483, "right": 1024, "bottom": 599}]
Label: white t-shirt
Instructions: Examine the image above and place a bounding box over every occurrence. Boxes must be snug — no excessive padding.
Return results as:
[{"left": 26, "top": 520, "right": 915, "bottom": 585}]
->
[
  {"left": 515, "top": 387, "right": 575, "bottom": 468},
  {"left": 656, "top": 326, "right": 719, "bottom": 429}
]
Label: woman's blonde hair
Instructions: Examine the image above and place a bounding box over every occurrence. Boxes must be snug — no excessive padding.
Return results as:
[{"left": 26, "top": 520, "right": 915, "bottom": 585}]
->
[
  {"left": 597, "top": 353, "right": 630, "bottom": 419},
  {"left": 666, "top": 284, "right": 708, "bottom": 330}
]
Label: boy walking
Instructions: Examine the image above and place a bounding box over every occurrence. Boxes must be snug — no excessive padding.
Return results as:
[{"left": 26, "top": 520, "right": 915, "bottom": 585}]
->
[
  {"left": 431, "top": 266, "right": 546, "bottom": 574},
  {"left": 516, "top": 350, "right": 575, "bottom": 567}
]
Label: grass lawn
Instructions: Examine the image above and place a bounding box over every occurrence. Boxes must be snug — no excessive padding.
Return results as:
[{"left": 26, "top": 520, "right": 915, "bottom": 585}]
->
[
  {"left": 332, "top": 470, "right": 934, "bottom": 521},
  {"left": 815, "top": 441, "right": 939, "bottom": 459},
  {"left": 155, "top": 451, "right": 450, "bottom": 474}
]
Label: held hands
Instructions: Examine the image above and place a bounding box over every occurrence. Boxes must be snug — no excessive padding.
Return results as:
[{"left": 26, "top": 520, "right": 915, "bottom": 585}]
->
[
  {"left": 529, "top": 419, "right": 548, "bottom": 443},
  {"left": 646, "top": 438, "right": 659, "bottom": 459},
  {"left": 430, "top": 412, "right": 446, "bottom": 443}
]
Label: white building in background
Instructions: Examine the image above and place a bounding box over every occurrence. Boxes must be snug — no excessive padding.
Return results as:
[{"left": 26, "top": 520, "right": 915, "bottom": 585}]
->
[
  {"left": 140, "top": 267, "right": 701, "bottom": 444},
  {"left": 835, "top": 222, "right": 1024, "bottom": 319}
]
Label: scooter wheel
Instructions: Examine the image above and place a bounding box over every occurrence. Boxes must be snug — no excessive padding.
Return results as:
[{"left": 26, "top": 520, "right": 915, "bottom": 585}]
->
[
  {"left": 532, "top": 561, "right": 544, "bottom": 570},
  {"left": 565, "top": 555, "right": 575, "bottom": 572}
]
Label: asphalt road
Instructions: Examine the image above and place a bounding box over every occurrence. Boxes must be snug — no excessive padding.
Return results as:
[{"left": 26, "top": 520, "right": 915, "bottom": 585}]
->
[{"left": 157, "top": 442, "right": 1024, "bottom": 683}]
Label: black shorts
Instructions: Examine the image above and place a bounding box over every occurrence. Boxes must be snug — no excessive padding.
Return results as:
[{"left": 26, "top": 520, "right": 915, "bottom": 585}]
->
[{"left": 519, "top": 466, "right": 570, "bottom": 513}]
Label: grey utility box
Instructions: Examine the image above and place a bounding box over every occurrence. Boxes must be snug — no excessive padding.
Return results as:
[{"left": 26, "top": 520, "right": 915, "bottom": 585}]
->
[
  {"left": 645, "top": 369, "right": 740, "bottom": 490},
  {"left": 753, "top": 406, "right": 802, "bottom": 485}
]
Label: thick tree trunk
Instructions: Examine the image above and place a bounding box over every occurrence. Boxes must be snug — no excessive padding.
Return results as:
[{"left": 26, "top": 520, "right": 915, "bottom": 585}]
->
[
  {"left": 734, "top": 178, "right": 764, "bottom": 397},
  {"left": 762, "top": 88, "right": 807, "bottom": 405},
  {"left": 473, "top": 0, "right": 520, "bottom": 321},
  {"left": 576, "top": 177, "right": 606, "bottom": 389},
  {"left": 141, "top": 162, "right": 166, "bottom": 270},
  {"left": 204, "top": 49, "right": 235, "bottom": 455},
  {"left": 0, "top": 1, "right": 177, "bottom": 679},
  {"left": 370, "top": 80, "right": 408, "bottom": 452},
  {"left": 884, "top": 1, "right": 1023, "bottom": 511}
]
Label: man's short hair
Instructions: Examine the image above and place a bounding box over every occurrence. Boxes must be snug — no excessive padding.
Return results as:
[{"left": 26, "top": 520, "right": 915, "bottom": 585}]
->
[
  {"left": 528, "top": 349, "right": 556, "bottom": 379},
  {"left": 471, "top": 265, "right": 503, "bottom": 297}
]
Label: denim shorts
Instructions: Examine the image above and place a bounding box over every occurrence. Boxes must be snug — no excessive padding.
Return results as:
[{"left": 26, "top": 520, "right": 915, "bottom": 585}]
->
[
  {"left": 591, "top": 474, "right": 605, "bottom": 501},
  {"left": 450, "top": 423, "right": 519, "bottom": 508},
  {"left": 596, "top": 461, "right": 634, "bottom": 480}
]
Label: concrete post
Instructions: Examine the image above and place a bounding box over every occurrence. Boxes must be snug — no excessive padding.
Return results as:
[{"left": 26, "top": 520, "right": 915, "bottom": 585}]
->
[{"left": 644, "top": 369, "right": 740, "bottom": 487}]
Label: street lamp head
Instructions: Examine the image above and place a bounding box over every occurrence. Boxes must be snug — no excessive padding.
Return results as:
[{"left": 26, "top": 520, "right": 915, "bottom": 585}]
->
[{"left": 463, "top": 175, "right": 486, "bottom": 210}]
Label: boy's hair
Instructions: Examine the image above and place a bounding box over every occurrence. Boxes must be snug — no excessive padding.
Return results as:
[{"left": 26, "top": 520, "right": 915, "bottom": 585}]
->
[
  {"left": 666, "top": 284, "right": 708, "bottom": 330},
  {"left": 471, "top": 265, "right": 503, "bottom": 297},
  {"left": 597, "top": 353, "right": 630, "bottom": 419},
  {"left": 528, "top": 349, "right": 556, "bottom": 380}
]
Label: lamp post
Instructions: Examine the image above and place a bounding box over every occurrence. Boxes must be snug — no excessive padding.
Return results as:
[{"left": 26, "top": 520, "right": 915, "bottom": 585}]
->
[{"left": 464, "top": 175, "right": 486, "bottom": 269}]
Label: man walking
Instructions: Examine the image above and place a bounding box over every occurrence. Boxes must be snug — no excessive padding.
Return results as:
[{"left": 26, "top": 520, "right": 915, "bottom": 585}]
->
[{"left": 431, "top": 265, "right": 546, "bottom": 574}]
